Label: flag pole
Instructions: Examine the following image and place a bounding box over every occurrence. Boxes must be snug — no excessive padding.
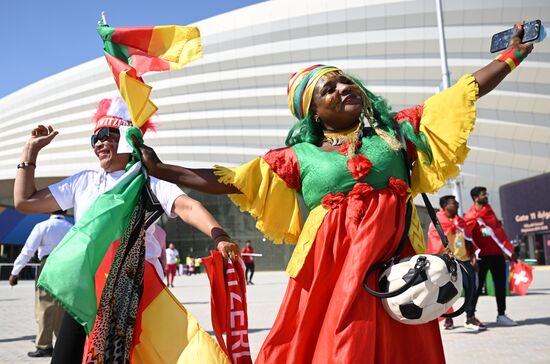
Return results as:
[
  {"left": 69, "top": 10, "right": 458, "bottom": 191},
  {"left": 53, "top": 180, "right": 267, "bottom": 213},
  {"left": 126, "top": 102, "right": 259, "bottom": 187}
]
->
[
  {"left": 435, "top": 0, "right": 465, "bottom": 216},
  {"left": 98, "top": 11, "right": 107, "bottom": 26}
]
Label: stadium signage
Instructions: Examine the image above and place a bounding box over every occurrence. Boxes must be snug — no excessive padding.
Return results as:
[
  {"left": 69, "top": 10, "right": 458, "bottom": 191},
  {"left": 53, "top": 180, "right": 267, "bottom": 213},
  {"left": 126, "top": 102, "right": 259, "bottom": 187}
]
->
[{"left": 500, "top": 173, "right": 550, "bottom": 238}]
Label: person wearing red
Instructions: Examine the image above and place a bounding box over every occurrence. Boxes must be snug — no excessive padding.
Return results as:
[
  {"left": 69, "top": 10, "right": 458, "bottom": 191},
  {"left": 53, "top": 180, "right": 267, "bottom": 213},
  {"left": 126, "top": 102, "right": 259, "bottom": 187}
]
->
[
  {"left": 242, "top": 240, "right": 255, "bottom": 285},
  {"left": 135, "top": 23, "right": 533, "bottom": 363},
  {"left": 465, "top": 186, "right": 518, "bottom": 326},
  {"left": 165, "top": 243, "right": 180, "bottom": 288},
  {"left": 428, "top": 195, "right": 485, "bottom": 331}
]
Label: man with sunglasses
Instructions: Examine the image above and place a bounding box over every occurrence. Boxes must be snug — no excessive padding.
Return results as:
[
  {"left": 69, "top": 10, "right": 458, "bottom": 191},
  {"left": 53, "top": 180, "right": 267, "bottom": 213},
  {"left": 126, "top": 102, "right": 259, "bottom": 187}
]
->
[{"left": 13, "top": 96, "right": 240, "bottom": 362}]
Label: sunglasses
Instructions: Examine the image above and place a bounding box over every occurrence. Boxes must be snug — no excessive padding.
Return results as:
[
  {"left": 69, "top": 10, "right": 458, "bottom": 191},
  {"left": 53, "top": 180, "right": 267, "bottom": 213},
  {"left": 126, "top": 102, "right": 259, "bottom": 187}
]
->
[{"left": 91, "top": 128, "right": 119, "bottom": 147}]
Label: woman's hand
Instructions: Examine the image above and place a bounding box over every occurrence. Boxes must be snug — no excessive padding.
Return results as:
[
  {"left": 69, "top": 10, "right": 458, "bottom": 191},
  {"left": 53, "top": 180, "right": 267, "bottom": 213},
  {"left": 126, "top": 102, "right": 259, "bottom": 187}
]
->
[
  {"left": 217, "top": 241, "right": 241, "bottom": 261},
  {"left": 508, "top": 21, "right": 534, "bottom": 59},
  {"left": 473, "top": 20, "right": 534, "bottom": 98},
  {"left": 27, "top": 125, "right": 58, "bottom": 153},
  {"left": 131, "top": 135, "right": 164, "bottom": 176}
]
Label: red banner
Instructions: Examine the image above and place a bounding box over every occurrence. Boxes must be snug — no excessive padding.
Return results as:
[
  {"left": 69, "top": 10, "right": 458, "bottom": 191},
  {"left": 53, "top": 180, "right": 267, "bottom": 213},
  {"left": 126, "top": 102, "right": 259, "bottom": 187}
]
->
[
  {"left": 203, "top": 251, "right": 252, "bottom": 364},
  {"left": 510, "top": 260, "right": 534, "bottom": 296}
]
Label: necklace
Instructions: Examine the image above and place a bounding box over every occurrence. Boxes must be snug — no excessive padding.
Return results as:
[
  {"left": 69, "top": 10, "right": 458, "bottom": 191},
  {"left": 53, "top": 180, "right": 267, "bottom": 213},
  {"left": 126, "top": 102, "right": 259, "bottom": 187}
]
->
[{"left": 323, "top": 122, "right": 363, "bottom": 147}]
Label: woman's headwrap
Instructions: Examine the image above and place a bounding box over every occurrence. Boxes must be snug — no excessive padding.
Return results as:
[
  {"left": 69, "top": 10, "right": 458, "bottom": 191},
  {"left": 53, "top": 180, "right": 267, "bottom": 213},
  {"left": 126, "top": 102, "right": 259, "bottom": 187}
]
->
[
  {"left": 285, "top": 64, "right": 401, "bottom": 151},
  {"left": 92, "top": 96, "right": 155, "bottom": 134},
  {"left": 287, "top": 64, "right": 341, "bottom": 120}
]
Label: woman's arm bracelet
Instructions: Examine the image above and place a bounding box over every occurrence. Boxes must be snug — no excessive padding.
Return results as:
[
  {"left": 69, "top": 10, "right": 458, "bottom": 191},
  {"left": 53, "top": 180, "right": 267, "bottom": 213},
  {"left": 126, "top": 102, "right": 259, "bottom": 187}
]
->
[{"left": 494, "top": 48, "right": 525, "bottom": 72}]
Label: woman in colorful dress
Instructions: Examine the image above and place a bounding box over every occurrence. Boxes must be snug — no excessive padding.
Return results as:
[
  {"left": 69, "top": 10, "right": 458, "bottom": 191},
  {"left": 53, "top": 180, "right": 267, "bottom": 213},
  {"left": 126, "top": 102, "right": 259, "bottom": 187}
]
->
[{"left": 135, "top": 24, "right": 533, "bottom": 363}]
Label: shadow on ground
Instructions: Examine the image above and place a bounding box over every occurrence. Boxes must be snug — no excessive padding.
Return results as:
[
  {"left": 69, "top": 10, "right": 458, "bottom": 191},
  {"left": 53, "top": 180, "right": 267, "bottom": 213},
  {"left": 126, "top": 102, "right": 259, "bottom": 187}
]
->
[{"left": 0, "top": 335, "right": 34, "bottom": 344}]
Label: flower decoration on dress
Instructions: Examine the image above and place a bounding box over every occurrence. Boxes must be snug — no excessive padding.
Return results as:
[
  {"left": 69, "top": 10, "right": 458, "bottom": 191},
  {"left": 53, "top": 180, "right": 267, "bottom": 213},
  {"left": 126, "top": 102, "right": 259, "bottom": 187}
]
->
[
  {"left": 347, "top": 154, "right": 373, "bottom": 180},
  {"left": 393, "top": 104, "right": 424, "bottom": 132},
  {"left": 388, "top": 177, "right": 409, "bottom": 197},
  {"left": 321, "top": 192, "right": 346, "bottom": 209},
  {"left": 263, "top": 148, "right": 302, "bottom": 190},
  {"left": 338, "top": 140, "right": 363, "bottom": 156},
  {"left": 348, "top": 182, "right": 375, "bottom": 200}
]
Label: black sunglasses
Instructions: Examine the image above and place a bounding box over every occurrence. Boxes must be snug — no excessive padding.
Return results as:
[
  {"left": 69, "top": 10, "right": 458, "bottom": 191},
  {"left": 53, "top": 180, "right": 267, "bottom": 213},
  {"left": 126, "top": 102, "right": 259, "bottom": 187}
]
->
[{"left": 91, "top": 128, "right": 119, "bottom": 147}]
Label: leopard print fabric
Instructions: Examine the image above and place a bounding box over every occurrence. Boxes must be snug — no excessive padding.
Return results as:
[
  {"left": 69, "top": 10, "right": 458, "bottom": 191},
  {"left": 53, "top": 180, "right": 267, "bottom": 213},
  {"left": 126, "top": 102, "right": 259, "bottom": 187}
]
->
[{"left": 85, "top": 194, "right": 146, "bottom": 364}]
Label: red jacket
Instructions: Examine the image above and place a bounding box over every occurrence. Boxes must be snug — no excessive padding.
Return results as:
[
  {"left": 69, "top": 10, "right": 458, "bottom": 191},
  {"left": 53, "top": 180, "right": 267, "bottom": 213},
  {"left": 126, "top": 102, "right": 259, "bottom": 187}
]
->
[{"left": 242, "top": 247, "right": 254, "bottom": 264}]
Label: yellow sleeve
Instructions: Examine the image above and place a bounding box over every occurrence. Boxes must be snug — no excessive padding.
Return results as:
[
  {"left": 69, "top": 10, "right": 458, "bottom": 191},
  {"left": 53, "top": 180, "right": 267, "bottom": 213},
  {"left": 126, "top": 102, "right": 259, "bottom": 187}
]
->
[
  {"left": 214, "top": 157, "right": 302, "bottom": 244},
  {"left": 411, "top": 74, "right": 479, "bottom": 195}
]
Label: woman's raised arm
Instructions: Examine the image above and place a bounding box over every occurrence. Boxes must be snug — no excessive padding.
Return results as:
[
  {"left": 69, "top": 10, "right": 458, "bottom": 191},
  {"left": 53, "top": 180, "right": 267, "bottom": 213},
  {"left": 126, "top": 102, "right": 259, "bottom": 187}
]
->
[
  {"left": 133, "top": 135, "right": 241, "bottom": 195},
  {"left": 473, "top": 21, "right": 534, "bottom": 98}
]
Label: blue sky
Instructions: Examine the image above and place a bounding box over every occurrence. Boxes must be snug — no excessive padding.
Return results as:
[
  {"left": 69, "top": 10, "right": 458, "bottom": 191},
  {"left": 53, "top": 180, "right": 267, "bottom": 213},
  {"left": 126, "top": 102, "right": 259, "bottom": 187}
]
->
[{"left": 0, "top": 0, "right": 265, "bottom": 98}]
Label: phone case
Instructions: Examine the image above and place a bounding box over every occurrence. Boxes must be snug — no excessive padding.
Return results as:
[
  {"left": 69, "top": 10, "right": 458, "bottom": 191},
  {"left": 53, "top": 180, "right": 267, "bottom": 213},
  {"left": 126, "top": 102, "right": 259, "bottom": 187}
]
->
[{"left": 490, "top": 20, "right": 541, "bottom": 53}]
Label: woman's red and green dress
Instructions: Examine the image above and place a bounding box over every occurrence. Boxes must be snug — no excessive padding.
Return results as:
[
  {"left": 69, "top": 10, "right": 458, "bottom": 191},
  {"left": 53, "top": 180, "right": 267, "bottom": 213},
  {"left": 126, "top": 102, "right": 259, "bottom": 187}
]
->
[{"left": 215, "top": 75, "right": 478, "bottom": 363}]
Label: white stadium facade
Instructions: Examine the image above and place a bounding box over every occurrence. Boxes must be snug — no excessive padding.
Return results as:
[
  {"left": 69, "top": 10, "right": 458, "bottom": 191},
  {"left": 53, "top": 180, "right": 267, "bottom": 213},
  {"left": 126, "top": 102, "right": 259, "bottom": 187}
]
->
[{"left": 1, "top": 0, "right": 549, "bottom": 269}]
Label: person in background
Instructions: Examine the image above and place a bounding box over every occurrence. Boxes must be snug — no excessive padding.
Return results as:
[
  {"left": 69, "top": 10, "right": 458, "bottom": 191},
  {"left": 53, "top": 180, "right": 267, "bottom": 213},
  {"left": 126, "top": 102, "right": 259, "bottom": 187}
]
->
[
  {"left": 194, "top": 256, "right": 202, "bottom": 274},
  {"left": 465, "top": 186, "right": 518, "bottom": 326},
  {"left": 185, "top": 255, "right": 193, "bottom": 275},
  {"left": 242, "top": 240, "right": 256, "bottom": 285},
  {"left": 428, "top": 195, "right": 485, "bottom": 331},
  {"left": 165, "top": 243, "right": 180, "bottom": 287},
  {"left": 8, "top": 210, "right": 72, "bottom": 358}
]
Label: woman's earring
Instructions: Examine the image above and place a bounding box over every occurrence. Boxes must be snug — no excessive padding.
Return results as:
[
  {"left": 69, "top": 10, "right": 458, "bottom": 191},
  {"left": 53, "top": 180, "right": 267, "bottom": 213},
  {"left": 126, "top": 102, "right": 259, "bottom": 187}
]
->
[{"left": 313, "top": 114, "right": 321, "bottom": 123}]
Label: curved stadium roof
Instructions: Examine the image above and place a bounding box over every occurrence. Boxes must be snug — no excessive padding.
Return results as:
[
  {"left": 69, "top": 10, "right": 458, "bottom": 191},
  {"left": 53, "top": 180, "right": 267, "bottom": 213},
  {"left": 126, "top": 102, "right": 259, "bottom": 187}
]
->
[{"left": 1, "top": 0, "right": 549, "bottom": 214}]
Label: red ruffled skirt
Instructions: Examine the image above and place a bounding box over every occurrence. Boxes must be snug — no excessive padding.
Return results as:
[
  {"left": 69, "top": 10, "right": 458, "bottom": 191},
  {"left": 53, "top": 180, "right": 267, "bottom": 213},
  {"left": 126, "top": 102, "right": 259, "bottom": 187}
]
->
[{"left": 256, "top": 184, "right": 445, "bottom": 364}]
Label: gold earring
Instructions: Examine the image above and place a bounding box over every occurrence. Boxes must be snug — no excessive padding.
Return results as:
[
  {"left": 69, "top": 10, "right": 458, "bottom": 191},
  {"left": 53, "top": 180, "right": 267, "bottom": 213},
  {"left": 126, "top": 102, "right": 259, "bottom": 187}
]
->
[{"left": 313, "top": 114, "right": 321, "bottom": 123}]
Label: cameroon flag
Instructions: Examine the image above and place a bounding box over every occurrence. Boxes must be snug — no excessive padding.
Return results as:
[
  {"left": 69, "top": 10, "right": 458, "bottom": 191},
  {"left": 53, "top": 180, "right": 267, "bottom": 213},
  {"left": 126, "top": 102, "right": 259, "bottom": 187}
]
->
[
  {"left": 37, "top": 160, "right": 144, "bottom": 333},
  {"left": 38, "top": 130, "right": 229, "bottom": 363},
  {"left": 97, "top": 23, "right": 202, "bottom": 128}
]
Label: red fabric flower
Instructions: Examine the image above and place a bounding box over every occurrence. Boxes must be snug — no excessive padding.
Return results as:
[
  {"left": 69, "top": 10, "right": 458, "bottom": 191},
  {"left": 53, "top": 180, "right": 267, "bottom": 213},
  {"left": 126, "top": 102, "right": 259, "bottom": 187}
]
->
[
  {"left": 321, "top": 192, "right": 346, "bottom": 209},
  {"left": 347, "top": 183, "right": 374, "bottom": 225},
  {"left": 393, "top": 104, "right": 424, "bottom": 132},
  {"left": 262, "top": 147, "right": 301, "bottom": 190},
  {"left": 388, "top": 177, "right": 409, "bottom": 196},
  {"left": 348, "top": 182, "right": 374, "bottom": 199},
  {"left": 347, "top": 154, "right": 372, "bottom": 180},
  {"left": 338, "top": 143, "right": 348, "bottom": 155},
  {"left": 348, "top": 200, "right": 367, "bottom": 225},
  {"left": 338, "top": 141, "right": 362, "bottom": 156}
]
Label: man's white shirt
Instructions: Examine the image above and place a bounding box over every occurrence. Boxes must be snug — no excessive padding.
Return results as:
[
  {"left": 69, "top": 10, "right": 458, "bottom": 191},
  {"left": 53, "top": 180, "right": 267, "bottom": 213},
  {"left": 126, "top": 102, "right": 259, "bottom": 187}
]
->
[
  {"left": 11, "top": 215, "right": 73, "bottom": 276},
  {"left": 48, "top": 169, "right": 185, "bottom": 276}
]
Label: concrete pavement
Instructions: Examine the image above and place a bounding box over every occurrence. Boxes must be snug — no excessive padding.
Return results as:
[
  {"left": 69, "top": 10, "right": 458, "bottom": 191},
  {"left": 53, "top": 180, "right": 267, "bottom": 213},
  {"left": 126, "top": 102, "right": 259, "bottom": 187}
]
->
[{"left": 1, "top": 270, "right": 549, "bottom": 363}]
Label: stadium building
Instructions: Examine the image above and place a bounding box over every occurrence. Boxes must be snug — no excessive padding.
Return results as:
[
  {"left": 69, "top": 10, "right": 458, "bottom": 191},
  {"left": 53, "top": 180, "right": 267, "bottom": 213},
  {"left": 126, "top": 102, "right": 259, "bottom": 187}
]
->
[{"left": 1, "top": 0, "right": 549, "bottom": 270}]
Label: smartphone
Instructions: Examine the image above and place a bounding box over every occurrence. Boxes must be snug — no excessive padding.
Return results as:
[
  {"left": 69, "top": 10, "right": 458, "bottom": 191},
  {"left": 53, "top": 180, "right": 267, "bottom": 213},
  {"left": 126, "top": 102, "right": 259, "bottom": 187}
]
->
[{"left": 490, "top": 20, "right": 541, "bottom": 53}]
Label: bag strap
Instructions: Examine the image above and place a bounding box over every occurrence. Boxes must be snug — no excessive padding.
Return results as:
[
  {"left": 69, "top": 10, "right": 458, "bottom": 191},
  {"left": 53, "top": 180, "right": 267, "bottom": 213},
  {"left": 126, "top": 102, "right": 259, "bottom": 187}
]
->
[
  {"left": 363, "top": 120, "right": 457, "bottom": 298},
  {"left": 394, "top": 120, "right": 470, "bottom": 307},
  {"left": 391, "top": 119, "right": 451, "bottom": 252},
  {"left": 421, "top": 194, "right": 451, "bottom": 251},
  {"left": 441, "top": 261, "right": 474, "bottom": 318},
  {"left": 362, "top": 122, "right": 414, "bottom": 298},
  {"left": 393, "top": 121, "right": 474, "bottom": 317},
  {"left": 387, "top": 120, "right": 413, "bottom": 262}
]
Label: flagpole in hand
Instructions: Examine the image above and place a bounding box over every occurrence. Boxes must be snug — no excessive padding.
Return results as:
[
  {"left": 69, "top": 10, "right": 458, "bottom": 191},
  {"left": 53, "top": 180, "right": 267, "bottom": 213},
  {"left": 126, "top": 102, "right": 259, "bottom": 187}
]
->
[{"left": 98, "top": 11, "right": 107, "bottom": 26}]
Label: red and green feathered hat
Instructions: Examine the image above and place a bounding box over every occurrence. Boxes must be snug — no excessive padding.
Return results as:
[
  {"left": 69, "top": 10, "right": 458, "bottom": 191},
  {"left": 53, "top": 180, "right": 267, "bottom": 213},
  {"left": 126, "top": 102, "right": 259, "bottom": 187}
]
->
[{"left": 92, "top": 96, "right": 155, "bottom": 134}]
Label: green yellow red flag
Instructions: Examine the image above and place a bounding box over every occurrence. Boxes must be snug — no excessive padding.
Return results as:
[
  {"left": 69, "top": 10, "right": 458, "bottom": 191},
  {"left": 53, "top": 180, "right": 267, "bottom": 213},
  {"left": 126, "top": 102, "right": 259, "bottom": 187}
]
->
[
  {"left": 97, "top": 23, "right": 202, "bottom": 128},
  {"left": 38, "top": 128, "right": 229, "bottom": 363}
]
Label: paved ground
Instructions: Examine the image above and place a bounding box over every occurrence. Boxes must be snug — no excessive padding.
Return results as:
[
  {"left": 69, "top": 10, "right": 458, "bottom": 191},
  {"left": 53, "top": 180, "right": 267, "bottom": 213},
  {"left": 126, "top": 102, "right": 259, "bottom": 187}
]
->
[{"left": 1, "top": 269, "right": 549, "bottom": 363}]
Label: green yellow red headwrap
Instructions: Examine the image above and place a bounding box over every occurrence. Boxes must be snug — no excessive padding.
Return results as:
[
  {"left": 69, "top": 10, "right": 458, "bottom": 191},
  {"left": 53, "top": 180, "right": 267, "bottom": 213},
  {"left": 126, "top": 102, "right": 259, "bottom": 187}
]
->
[{"left": 287, "top": 64, "right": 342, "bottom": 119}]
